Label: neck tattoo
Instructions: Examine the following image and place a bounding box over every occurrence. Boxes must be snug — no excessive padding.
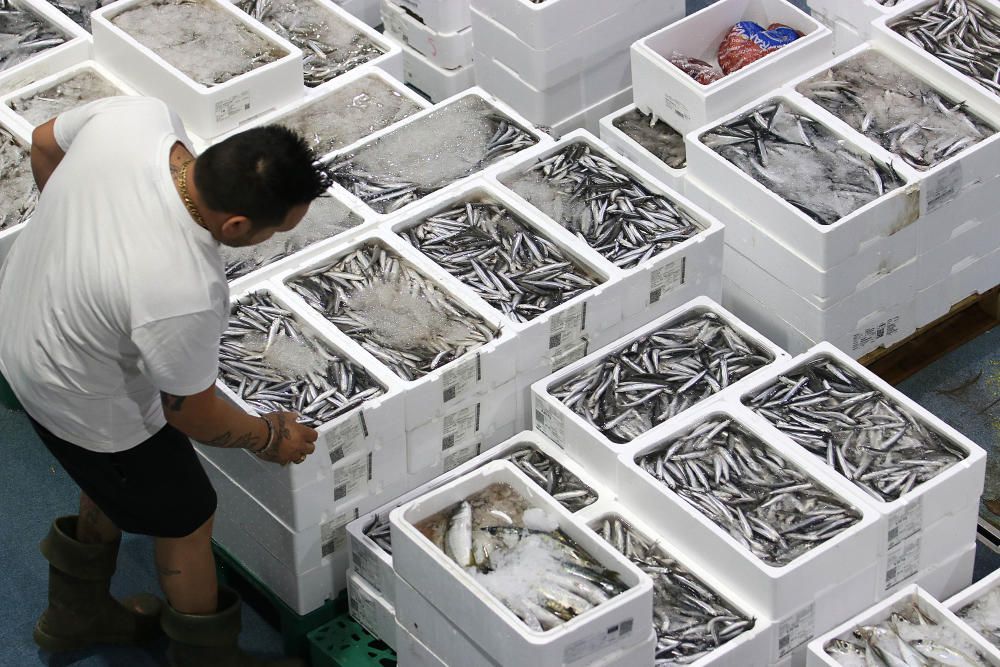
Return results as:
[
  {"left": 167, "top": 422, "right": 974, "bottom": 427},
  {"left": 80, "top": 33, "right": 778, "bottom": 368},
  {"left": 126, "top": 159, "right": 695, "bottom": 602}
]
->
[{"left": 177, "top": 160, "right": 209, "bottom": 230}]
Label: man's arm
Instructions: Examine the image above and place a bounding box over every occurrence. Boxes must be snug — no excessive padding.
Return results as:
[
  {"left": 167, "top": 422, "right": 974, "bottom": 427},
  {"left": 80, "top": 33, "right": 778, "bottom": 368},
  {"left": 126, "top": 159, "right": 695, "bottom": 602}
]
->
[{"left": 31, "top": 119, "right": 64, "bottom": 193}]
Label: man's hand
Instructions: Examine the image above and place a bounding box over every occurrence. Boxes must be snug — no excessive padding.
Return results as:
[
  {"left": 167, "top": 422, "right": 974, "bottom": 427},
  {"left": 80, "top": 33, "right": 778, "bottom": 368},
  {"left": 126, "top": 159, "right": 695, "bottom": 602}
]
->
[{"left": 254, "top": 412, "right": 318, "bottom": 466}]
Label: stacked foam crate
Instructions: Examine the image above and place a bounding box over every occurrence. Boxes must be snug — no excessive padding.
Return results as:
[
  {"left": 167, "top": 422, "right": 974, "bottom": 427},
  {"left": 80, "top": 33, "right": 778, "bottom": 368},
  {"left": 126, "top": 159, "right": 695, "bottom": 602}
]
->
[
  {"left": 379, "top": 0, "right": 475, "bottom": 103},
  {"left": 945, "top": 566, "right": 1000, "bottom": 652},
  {"left": 682, "top": 42, "right": 1000, "bottom": 358},
  {"left": 806, "top": 0, "right": 918, "bottom": 55},
  {"left": 469, "top": 0, "right": 684, "bottom": 136},
  {"left": 332, "top": 0, "right": 380, "bottom": 28}
]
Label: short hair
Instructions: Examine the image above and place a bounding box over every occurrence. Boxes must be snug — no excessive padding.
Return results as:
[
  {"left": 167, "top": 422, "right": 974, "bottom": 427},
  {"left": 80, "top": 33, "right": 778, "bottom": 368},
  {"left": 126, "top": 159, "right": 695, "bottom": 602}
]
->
[{"left": 194, "top": 125, "right": 329, "bottom": 227}]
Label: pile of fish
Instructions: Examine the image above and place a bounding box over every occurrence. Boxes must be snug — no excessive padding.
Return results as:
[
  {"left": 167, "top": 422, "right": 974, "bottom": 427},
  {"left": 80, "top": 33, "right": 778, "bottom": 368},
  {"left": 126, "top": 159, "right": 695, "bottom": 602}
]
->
[
  {"left": 594, "top": 515, "right": 755, "bottom": 664},
  {"left": 7, "top": 68, "right": 122, "bottom": 127},
  {"left": 401, "top": 199, "right": 600, "bottom": 323},
  {"left": 701, "top": 100, "right": 905, "bottom": 226},
  {"left": 111, "top": 0, "right": 286, "bottom": 86},
  {"left": 745, "top": 357, "right": 967, "bottom": 503},
  {"left": 327, "top": 96, "right": 538, "bottom": 214},
  {"left": 235, "top": 0, "right": 382, "bottom": 87},
  {"left": 363, "top": 512, "right": 392, "bottom": 554},
  {"left": 286, "top": 242, "right": 497, "bottom": 381},
  {"left": 825, "top": 601, "right": 989, "bottom": 666},
  {"left": 892, "top": 0, "right": 1000, "bottom": 97},
  {"left": 0, "top": 129, "right": 37, "bottom": 231},
  {"left": 274, "top": 75, "right": 422, "bottom": 157},
  {"left": 506, "top": 447, "right": 598, "bottom": 512},
  {"left": 221, "top": 194, "right": 362, "bottom": 281},
  {"left": 798, "top": 50, "right": 995, "bottom": 171},
  {"left": 219, "top": 291, "right": 384, "bottom": 428},
  {"left": 506, "top": 142, "right": 703, "bottom": 269},
  {"left": 416, "top": 482, "right": 628, "bottom": 631},
  {"left": 48, "top": 0, "right": 113, "bottom": 31},
  {"left": 0, "top": 0, "right": 69, "bottom": 72},
  {"left": 875, "top": 0, "right": 903, "bottom": 6},
  {"left": 637, "top": 415, "right": 862, "bottom": 566},
  {"left": 612, "top": 108, "right": 687, "bottom": 170},
  {"left": 551, "top": 311, "right": 773, "bottom": 443},
  {"left": 957, "top": 586, "right": 1000, "bottom": 648}
]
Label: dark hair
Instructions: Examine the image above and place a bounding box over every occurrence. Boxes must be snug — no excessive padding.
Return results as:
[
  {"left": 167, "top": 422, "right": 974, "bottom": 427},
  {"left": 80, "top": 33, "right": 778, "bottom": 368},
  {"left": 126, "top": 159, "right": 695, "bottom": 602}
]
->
[{"left": 194, "top": 125, "right": 329, "bottom": 227}]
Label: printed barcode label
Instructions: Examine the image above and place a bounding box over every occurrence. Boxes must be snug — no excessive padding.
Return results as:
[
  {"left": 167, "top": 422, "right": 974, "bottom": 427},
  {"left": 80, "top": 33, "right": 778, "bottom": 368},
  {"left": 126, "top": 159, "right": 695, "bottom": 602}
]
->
[
  {"left": 332, "top": 455, "right": 368, "bottom": 502},
  {"left": 320, "top": 508, "right": 357, "bottom": 559},
  {"left": 327, "top": 414, "right": 368, "bottom": 466},
  {"left": 441, "top": 403, "right": 479, "bottom": 452},
  {"left": 777, "top": 603, "right": 815, "bottom": 658},
  {"left": 552, "top": 337, "right": 588, "bottom": 371},
  {"left": 548, "top": 303, "right": 587, "bottom": 367},
  {"left": 534, "top": 400, "right": 565, "bottom": 446},
  {"left": 348, "top": 579, "right": 375, "bottom": 636},
  {"left": 648, "top": 257, "right": 686, "bottom": 305},
  {"left": 885, "top": 533, "right": 921, "bottom": 590},
  {"left": 443, "top": 386, "right": 456, "bottom": 402},
  {"left": 549, "top": 333, "right": 562, "bottom": 348},
  {"left": 214, "top": 91, "right": 251, "bottom": 122},
  {"left": 442, "top": 354, "right": 481, "bottom": 403},
  {"left": 350, "top": 534, "right": 377, "bottom": 584},
  {"left": 887, "top": 498, "right": 923, "bottom": 549},
  {"left": 442, "top": 433, "right": 455, "bottom": 450},
  {"left": 662, "top": 93, "right": 691, "bottom": 121},
  {"left": 564, "top": 618, "right": 634, "bottom": 663},
  {"left": 852, "top": 315, "right": 901, "bottom": 352},
  {"left": 444, "top": 441, "right": 481, "bottom": 471}
]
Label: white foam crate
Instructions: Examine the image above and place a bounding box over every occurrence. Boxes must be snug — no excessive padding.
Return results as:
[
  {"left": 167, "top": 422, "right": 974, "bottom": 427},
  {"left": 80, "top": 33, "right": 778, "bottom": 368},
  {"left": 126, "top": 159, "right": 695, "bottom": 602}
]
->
[
  {"left": 806, "top": 584, "right": 1000, "bottom": 666},
  {"left": 474, "top": 47, "right": 631, "bottom": 129},
  {"left": 469, "top": 0, "right": 682, "bottom": 91},
  {"left": 599, "top": 103, "right": 686, "bottom": 195},
  {"left": 381, "top": 0, "right": 471, "bottom": 71},
  {"left": 530, "top": 296, "right": 786, "bottom": 475},
  {"left": 946, "top": 557, "right": 1000, "bottom": 618},
  {"left": 0, "top": 0, "right": 91, "bottom": 96},
  {"left": 494, "top": 131, "right": 726, "bottom": 327},
  {"left": 390, "top": 460, "right": 653, "bottom": 667},
  {"left": 391, "top": 0, "right": 470, "bottom": 34},
  {"left": 394, "top": 620, "right": 448, "bottom": 667},
  {"left": 631, "top": 0, "right": 833, "bottom": 134},
  {"left": 301, "top": 0, "right": 404, "bottom": 83},
  {"left": 919, "top": 541, "right": 977, "bottom": 603},
  {"left": 399, "top": 39, "right": 474, "bottom": 103},
  {"left": 348, "top": 571, "right": 397, "bottom": 650},
  {"left": 91, "top": 0, "right": 303, "bottom": 140},
  {"left": 0, "top": 222, "right": 23, "bottom": 269},
  {"left": 916, "top": 246, "right": 1000, "bottom": 329},
  {"left": 806, "top": 0, "right": 918, "bottom": 42},
  {"left": 0, "top": 122, "right": 32, "bottom": 269},
  {"left": 919, "top": 204, "right": 1000, "bottom": 292},
  {"left": 549, "top": 87, "right": 632, "bottom": 138},
  {"left": 332, "top": 0, "right": 380, "bottom": 27},
  {"left": 577, "top": 499, "right": 776, "bottom": 667}
]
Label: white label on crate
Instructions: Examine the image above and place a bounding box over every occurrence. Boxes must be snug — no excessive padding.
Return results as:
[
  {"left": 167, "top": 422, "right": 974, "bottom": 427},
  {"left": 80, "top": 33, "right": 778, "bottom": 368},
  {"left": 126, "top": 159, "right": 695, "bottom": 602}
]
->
[
  {"left": 777, "top": 603, "right": 815, "bottom": 658},
  {"left": 852, "top": 314, "right": 901, "bottom": 352},
  {"left": 321, "top": 508, "right": 359, "bottom": 559},
  {"left": 662, "top": 92, "right": 691, "bottom": 121},
  {"left": 444, "top": 441, "right": 481, "bottom": 472},
  {"left": 332, "top": 454, "right": 369, "bottom": 502},
  {"left": 327, "top": 413, "right": 369, "bottom": 465},
  {"left": 564, "top": 618, "right": 634, "bottom": 664},
  {"left": 534, "top": 400, "right": 565, "bottom": 447},
  {"left": 552, "top": 337, "right": 589, "bottom": 371},
  {"left": 348, "top": 578, "right": 378, "bottom": 638},
  {"left": 214, "top": 91, "right": 251, "bottom": 122},
  {"left": 648, "top": 257, "right": 687, "bottom": 305},
  {"left": 926, "top": 162, "right": 964, "bottom": 213},
  {"left": 441, "top": 403, "right": 480, "bottom": 452},
  {"left": 350, "top": 534, "right": 380, "bottom": 587},
  {"left": 887, "top": 497, "right": 923, "bottom": 549},
  {"left": 885, "top": 532, "right": 922, "bottom": 590},
  {"left": 548, "top": 303, "right": 587, "bottom": 366},
  {"left": 442, "top": 353, "right": 481, "bottom": 403}
]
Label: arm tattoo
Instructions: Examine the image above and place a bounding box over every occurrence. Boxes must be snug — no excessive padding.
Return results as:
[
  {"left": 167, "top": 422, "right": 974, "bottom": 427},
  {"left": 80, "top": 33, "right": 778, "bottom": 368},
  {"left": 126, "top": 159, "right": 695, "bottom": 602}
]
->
[
  {"left": 160, "top": 392, "right": 187, "bottom": 412},
  {"left": 201, "top": 430, "right": 261, "bottom": 450}
]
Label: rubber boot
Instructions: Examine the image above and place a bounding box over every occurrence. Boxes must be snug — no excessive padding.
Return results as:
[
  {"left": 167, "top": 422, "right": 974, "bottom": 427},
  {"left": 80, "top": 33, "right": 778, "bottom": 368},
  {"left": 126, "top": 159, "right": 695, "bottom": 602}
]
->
[
  {"left": 163, "top": 586, "right": 303, "bottom": 667},
  {"left": 33, "top": 516, "right": 163, "bottom": 652}
]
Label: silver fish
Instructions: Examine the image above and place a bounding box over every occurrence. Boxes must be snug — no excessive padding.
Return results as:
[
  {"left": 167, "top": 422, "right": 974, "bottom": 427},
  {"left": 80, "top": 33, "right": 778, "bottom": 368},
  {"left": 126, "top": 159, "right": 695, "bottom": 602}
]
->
[
  {"left": 8, "top": 69, "right": 122, "bottom": 127},
  {"left": 504, "top": 447, "right": 598, "bottom": 512},
  {"left": 612, "top": 108, "right": 687, "bottom": 170},
  {"left": 0, "top": 129, "right": 37, "bottom": 231},
  {"left": 0, "top": 0, "right": 69, "bottom": 71}
]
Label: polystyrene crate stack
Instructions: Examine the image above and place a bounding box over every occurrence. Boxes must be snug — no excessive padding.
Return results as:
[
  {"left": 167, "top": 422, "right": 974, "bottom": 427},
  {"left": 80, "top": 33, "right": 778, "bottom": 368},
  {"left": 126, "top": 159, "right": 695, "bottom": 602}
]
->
[
  {"left": 469, "top": 0, "right": 683, "bottom": 136},
  {"left": 332, "top": 0, "right": 380, "bottom": 27},
  {"left": 806, "top": 0, "right": 918, "bottom": 55},
  {"left": 0, "top": 0, "right": 91, "bottom": 97},
  {"left": 598, "top": 103, "right": 689, "bottom": 196}
]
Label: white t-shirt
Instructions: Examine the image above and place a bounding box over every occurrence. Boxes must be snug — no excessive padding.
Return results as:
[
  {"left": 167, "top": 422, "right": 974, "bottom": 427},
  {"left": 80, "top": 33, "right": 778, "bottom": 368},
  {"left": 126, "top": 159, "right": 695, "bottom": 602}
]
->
[{"left": 0, "top": 96, "right": 229, "bottom": 452}]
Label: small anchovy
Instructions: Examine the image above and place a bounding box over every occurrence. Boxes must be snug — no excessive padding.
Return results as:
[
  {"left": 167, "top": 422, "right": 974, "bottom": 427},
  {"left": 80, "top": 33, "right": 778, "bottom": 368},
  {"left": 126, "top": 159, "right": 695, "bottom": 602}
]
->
[
  {"left": 875, "top": 0, "right": 903, "bottom": 5},
  {"left": 505, "top": 447, "right": 598, "bottom": 512},
  {"left": 956, "top": 587, "right": 1000, "bottom": 649},
  {"left": 613, "top": 108, "right": 687, "bottom": 170},
  {"left": 235, "top": 0, "right": 383, "bottom": 88},
  {"left": 505, "top": 141, "right": 703, "bottom": 269},
  {"left": 401, "top": 198, "right": 601, "bottom": 323},
  {"left": 550, "top": 311, "right": 774, "bottom": 444},
  {"left": 47, "top": 0, "right": 110, "bottom": 31},
  {"left": 798, "top": 50, "right": 995, "bottom": 171},
  {"left": 222, "top": 194, "right": 362, "bottom": 281},
  {"left": 362, "top": 512, "right": 392, "bottom": 555},
  {"left": 637, "top": 415, "right": 862, "bottom": 566},
  {"left": 8, "top": 69, "right": 122, "bottom": 127},
  {"left": 0, "top": 129, "right": 37, "bottom": 231},
  {"left": 286, "top": 242, "right": 498, "bottom": 381},
  {"left": 700, "top": 100, "right": 905, "bottom": 226},
  {"left": 592, "top": 514, "right": 756, "bottom": 664},
  {"left": 218, "top": 290, "right": 384, "bottom": 428},
  {"left": 744, "top": 357, "right": 967, "bottom": 503},
  {"left": 0, "top": 0, "right": 69, "bottom": 72},
  {"left": 327, "top": 96, "right": 538, "bottom": 214},
  {"left": 892, "top": 0, "right": 1000, "bottom": 98}
]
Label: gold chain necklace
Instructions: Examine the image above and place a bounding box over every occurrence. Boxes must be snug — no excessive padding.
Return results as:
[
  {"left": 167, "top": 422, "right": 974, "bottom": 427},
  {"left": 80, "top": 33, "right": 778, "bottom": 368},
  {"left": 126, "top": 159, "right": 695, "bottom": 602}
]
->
[{"left": 177, "top": 160, "right": 208, "bottom": 230}]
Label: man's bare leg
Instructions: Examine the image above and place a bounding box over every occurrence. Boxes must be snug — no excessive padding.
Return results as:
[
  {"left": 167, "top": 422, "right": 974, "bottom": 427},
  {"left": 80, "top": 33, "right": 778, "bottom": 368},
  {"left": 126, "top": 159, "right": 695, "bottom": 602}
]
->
[
  {"left": 77, "top": 491, "right": 121, "bottom": 545},
  {"left": 154, "top": 515, "right": 218, "bottom": 614}
]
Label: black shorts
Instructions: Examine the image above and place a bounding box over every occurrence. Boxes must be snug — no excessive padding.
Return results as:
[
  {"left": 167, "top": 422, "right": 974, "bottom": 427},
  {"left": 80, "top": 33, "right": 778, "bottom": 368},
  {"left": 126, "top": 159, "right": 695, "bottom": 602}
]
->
[{"left": 28, "top": 417, "right": 217, "bottom": 538}]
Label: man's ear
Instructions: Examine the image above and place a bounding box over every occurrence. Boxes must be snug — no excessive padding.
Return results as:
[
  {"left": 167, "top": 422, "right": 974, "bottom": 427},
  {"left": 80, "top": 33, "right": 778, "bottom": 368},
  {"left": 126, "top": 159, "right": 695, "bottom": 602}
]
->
[{"left": 219, "top": 215, "right": 253, "bottom": 240}]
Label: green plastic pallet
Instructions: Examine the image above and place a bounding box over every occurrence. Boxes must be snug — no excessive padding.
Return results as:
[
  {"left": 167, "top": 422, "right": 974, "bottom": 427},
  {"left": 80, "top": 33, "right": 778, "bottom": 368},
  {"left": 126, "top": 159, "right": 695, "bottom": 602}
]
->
[{"left": 308, "top": 614, "right": 397, "bottom": 667}]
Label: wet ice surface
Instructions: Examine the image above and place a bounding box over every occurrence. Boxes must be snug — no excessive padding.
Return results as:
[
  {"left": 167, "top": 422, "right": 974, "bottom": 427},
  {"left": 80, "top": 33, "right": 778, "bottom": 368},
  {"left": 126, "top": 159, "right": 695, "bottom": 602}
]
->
[
  {"left": 612, "top": 108, "right": 686, "bottom": 170},
  {"left": 327, "top": 95, "right": 539, "bottom": 214},
  {"left": 8, "top": 68, "right": 123, "bottom": 126},
  {"left": 0, "top": 0, "right": 70, "bottom": 72},
  {"left": 235, "top": 0, "right": 382, "bottom": 87},
  {"left": 798, "top": 51, "right": 995, "bottom": 171},
  {"left": 111, "top": 0, "right": 287, "bottom": 86},
  {"left": 701, "top": 99, "right": 905, "bottom": 226},
  {"left": 958, "top": 587, "right": 1000, "bottom": 649},
  {"left": 0, "top": 129, "right": 37, "bottom": 231},
  {"left": 273, "top": 75, "right": 422, "bottom": 156},
  {"left": 221, "top": 193, "right": 363, "bottom": 281},
  {"left": 48, "top": 0, "right": 115, "bottom": 31}
]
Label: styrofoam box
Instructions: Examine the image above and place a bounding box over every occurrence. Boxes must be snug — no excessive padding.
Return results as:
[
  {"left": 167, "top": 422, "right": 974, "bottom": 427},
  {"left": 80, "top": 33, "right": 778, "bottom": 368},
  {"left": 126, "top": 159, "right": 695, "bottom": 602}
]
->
[
  {"left": 916, "top": 247, "right": 1000, "bottom": 329},
  {"left": 348, "top": 572, "right": 397, "bottom": 650},
  {"left": 805, "top": 584, "right": 1000, "bottom": 666},
  {"left": 390, "top": 460, "right": 653, "bottom": 667},
  {"left": 0, "top": 0, "right": 91, "bottom": 97},
  {"left": 550, "top": 87, "right": 632, "bottom": 139},
  {"left": 494, "top": 131, "right": 726, "bottom": 327},
  {"left": 474, "top": 47, "right": 631, "bottom": 129},
  {"left": 470, "top": 0, "right": 683, "bottom": 91},
  {"left": 945, "top": 555, "right": 1000, "bottom": 619},
  {"left": 91, "top": 0, "right": 304, "bottom": 139},
  {"left": 918, "top": 203, "right": 1000, "bottom": 292},
  {"left": 530, "top": 296, "right": 786, "bottom": 476},
  {"left": 599, "top": 103, "right": 686, "bottom": 195},
  {"left": 806, "top": 0, "right": 918, "bottom": 42},
  {"left": 0, "top": 122, "right": 32, "bottom": 270},
  {"left": 391, "top": 0, "right": 470, "bottom": 34},
  {"left": 631, "top": 0, "right": 833, "bottom": 134},
  {"left": 918, "top": 541, "right": 976, "bottom": 603},
  {"left": 577, "top": 499, "right": 775, "bottom": 667},
  {"left": 394, "top": 620, "right": 448, "bottom": 667},
  {"left": 399, "top": 39, "right": 474, "bottom": 103},
  {"left": 333, "top": 0, "right": 380, "bottom": 27},
  {"left": 381, "top": 0, "right": 471, "bottom": 71}
]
